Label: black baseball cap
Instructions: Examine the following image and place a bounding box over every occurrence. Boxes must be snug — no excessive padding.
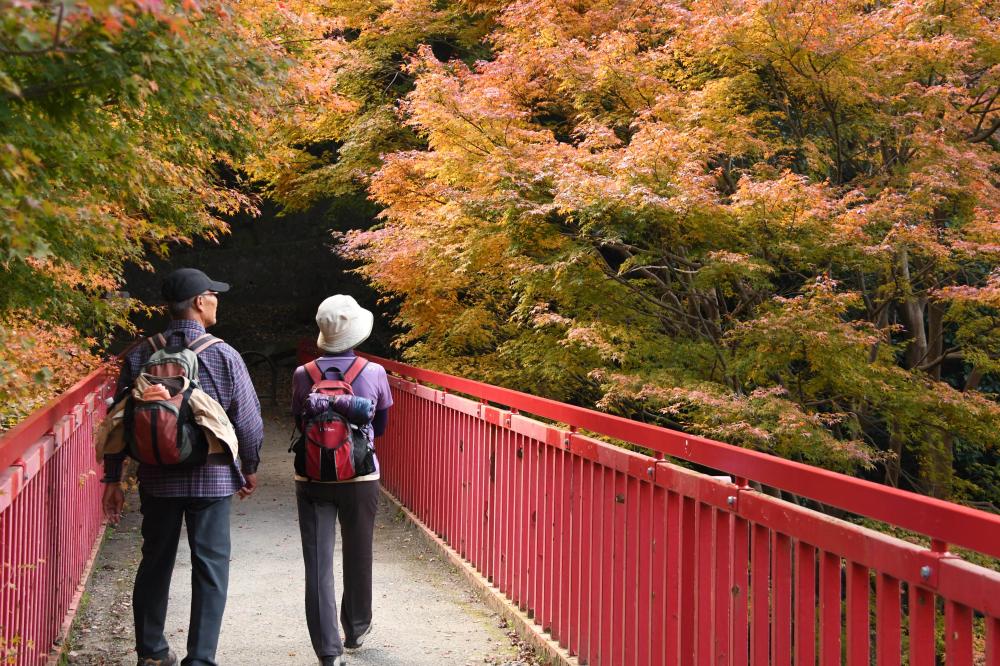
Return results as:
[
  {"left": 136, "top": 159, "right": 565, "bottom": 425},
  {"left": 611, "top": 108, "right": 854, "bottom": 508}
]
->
[{"left": 161, "top": 268, "right": 231, "bottom": 303}]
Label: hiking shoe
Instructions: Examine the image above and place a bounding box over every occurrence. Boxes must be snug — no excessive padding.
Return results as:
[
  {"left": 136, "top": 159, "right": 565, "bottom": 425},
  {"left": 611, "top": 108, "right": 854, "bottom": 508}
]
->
[
  {"left": 319, "top": 656, "right": 346, "bottom": 666},
  {"left": 344, "top": 625, "right": 371, "bottom": 650},
  {"left": 137, "top": 651, "right": 177, "bottom": 666}
]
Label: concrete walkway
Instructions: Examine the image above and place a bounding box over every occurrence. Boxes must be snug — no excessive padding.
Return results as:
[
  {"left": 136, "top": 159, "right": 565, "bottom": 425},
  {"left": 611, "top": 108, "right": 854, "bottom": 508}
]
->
[{"left": 66, "top": 412, "right": 530, "bottom": 665}]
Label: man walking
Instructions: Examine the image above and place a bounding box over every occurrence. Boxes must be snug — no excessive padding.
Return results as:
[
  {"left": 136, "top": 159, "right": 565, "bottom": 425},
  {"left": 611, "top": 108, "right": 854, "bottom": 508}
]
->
[{"left": 101, "top": 268, "right": 264, "bottom": 666}]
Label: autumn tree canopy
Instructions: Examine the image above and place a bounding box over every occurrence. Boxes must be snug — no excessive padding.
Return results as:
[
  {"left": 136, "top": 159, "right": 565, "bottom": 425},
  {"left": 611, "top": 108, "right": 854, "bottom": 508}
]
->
[
  {"left": 3, "top": 0, "right": 999, "bottom": 506},
  {"left": 263, "top": 0, "right": 1000, "bottom": 505},
  {"left": 0, "top": 0, "right": 283, "bottom": 424}
]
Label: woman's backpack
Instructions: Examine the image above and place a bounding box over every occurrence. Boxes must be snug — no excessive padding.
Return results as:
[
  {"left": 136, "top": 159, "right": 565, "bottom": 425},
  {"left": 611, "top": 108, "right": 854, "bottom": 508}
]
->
[{"left": 293, "top": 357, "right": 376, "bottom": 481}]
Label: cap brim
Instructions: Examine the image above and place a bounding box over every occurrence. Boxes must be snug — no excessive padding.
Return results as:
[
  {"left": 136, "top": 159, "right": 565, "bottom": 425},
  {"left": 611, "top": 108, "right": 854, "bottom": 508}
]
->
[{"left": 208, "top": 280, "right": 230, "bottom": 293}]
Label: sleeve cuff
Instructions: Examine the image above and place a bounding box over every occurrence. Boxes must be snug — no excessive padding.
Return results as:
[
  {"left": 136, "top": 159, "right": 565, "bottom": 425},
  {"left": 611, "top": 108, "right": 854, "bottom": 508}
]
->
[{"left": 102, "top": 458, "right": 125, "bottom": 483}]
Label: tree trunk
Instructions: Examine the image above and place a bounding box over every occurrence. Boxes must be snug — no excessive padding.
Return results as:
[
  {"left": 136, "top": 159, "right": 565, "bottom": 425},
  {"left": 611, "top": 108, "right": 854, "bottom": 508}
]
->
[
  {"left": 885, "top": 430, "right": 903, "bottom": 487},
  {"left": 899, "top": 249, "right": 952, "bottom": 497},
  {"left": 869, "top": 300, "right": 890, "bottom": 363},
  {"left": 966, "top": 366, "right": 984, "bottom": 392},
  {"left": 926, "top": 301, "right": 946, "bottom": 380},
  {"left": 899, "top": 248, "right": 928, "bottom": 369},
  {"left": 921, "top": 434, "right": 954, "bottom": 500}
]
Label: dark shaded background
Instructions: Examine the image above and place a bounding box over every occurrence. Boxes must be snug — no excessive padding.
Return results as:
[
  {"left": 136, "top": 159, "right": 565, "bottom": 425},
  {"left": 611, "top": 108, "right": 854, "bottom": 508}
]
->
[{"left": 117, "top": 195, "right": 397, "bottom": 405}]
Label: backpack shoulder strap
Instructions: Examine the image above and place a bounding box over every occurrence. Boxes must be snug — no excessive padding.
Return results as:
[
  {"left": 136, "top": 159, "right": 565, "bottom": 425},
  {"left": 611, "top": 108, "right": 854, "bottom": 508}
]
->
[
  {"left": 187, "top": 334, "right": 223, "bottom": 355},
  {"left": 303, "top": 360, "right": 323, "bottom": 385},
  {"left": 147, "top": 333, "right": 167, "bottom": 352},
  {"left": 343, "top": 357, "right": 368, "bottom": 386}
]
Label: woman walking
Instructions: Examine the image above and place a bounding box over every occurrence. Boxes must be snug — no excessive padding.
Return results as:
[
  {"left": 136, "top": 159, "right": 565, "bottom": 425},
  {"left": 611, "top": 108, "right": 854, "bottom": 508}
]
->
[{"left": 291, "top": 295, "right": 393, "bottom": 666}]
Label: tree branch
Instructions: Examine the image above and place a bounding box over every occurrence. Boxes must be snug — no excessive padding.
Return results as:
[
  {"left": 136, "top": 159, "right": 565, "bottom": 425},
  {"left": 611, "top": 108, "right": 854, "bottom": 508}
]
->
[
  {"left": 915, "top": 349, "right": 962, "bottom": 372},
  {"left": 969, "top": 118, "right": 1000, "bottom": 143},
  {"left": 0, "top": 3, "right": 78, "bottom": 57}
]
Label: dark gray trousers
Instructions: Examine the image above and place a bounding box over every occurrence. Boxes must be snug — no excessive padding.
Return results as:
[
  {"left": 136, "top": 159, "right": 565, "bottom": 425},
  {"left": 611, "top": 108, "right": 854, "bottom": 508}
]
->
[
  {"left": 296, "top": 480, "right": 379, "bottom": 659},
  {"left": 133, "top": 491, "right": 231, "bottom": 666}
]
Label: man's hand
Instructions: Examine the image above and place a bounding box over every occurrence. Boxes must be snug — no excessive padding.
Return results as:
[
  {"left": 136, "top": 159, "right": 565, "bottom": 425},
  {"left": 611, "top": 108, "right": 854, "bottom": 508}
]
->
[
  {"left": 102, "top": 483, "right": 125, "bottom": 525},
  {"left": 238, "top": 473, "right": 257, "bottom": 500}
]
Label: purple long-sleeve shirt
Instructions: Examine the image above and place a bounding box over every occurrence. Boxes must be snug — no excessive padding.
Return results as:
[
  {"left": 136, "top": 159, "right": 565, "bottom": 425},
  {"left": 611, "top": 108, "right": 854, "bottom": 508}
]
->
[{"left": 102, "top": 319, "right": 264, "bottom": 497}]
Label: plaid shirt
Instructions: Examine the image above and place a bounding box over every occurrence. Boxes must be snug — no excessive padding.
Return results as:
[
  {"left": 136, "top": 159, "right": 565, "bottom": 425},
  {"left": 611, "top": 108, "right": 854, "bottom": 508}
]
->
[{"left": 102, "top": 319, "right": 263, "bottom": 497}]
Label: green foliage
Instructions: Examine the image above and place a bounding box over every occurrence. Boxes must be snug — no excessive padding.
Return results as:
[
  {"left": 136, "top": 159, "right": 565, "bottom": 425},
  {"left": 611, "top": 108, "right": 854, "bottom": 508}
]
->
[
  {"left": 0, "top": 0, "right": 282, "bottom": 422},
  {"left": 261, "top": 0, "right": 1000, "bottom": 505}
]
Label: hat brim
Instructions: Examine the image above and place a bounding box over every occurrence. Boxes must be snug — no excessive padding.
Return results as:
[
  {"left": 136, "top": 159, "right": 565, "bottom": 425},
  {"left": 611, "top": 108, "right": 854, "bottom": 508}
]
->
[
  {"left": 207, "top": 280, "right": 230, "bottom": 293},
  {"left": 316, "top": 308, "right": 374, "bottom": 353}
]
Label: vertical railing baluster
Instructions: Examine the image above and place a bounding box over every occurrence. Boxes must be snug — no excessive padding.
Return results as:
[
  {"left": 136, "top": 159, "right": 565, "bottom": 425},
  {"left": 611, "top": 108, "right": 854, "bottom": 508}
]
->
[
  {"left": 751, "top": 524, "right": 771, "bottom": 666},
  {"left": 945, "top": 601, "right": 974, "bottom": 666},
  {"left": 538, "top": 435, "right": 551, "bottom": 632},
  {"left": 819, "top": 552, "right": 842, "bottom": 666},
  {"left": 556, "top": 445, "right": 571, "bottom": 649},
  {"left": 567, "top": 452, "right": 583, "bottom": 658},
  {"left": 612, "top": 470, "right": 627, "bottom": 665},
  {"left": 794, "top": 542, "right": 817, "bottom": 666},
  {"left": 580, "top": 457, "right": 595, "bottom": 663},
  {"left": 697, "top": 503, "right": 715, "bottom": 665},
  {"left": 598, "top": 466, "right": 615, "bottom": 664},
  {"left": 636, "top": 478, "right": 653, "bottom": 666},
  {"left": 732, "top": 514, "right": 751, "bottom": 666},
  {"left": 875, "top": 573, "right": 901, "bottom": 666},
  {"left": 985, "top": 616, "right": 999, "bottom": 666},
  {"left": 772, "top": 533, "right": 793, "bottom": 665},
  {"left": 847, "top": 562, "right": 871, "bottom": 665},
  {"left": 712, "top": 509, "right": 732, "bottom": 665},
  {"left": 666, "top": 490, "right": 682, "bottom": 664},
  {"left": 624, "top": 475, "right": 641, "bottom": 666},
  {"left": 680, "top": 497, "right": 698, "bottom": 665}
]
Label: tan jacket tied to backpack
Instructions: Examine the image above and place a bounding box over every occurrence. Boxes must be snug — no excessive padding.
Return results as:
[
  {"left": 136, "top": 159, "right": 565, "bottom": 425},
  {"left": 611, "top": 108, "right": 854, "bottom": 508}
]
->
[{"left": 96, "top": 373, "right": 239, "bottom": 463}]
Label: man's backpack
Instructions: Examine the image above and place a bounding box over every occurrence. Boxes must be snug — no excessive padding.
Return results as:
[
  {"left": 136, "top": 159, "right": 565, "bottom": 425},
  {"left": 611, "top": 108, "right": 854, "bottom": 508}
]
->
[
  {"left": 293, "top": 357, "right": 376, "bottom": 482},
  {"left": 122, "top": 333, "right": 222, "bottom": 468}
]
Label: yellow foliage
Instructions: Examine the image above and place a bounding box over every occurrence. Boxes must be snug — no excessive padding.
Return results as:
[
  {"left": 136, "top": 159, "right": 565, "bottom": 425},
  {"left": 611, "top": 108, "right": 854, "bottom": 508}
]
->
[{"left": 0, "top": 313, "right": 107, "bottom": 430}]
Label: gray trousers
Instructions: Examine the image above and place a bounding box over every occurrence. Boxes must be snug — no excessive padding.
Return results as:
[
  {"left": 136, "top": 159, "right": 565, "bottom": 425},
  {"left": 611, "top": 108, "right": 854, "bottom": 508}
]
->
[
  {"left": 296, "top": 479, "right": 379, "bottom": 658},
  {"left": 133, "top": 491, "right": 231, "bottom": 666}
]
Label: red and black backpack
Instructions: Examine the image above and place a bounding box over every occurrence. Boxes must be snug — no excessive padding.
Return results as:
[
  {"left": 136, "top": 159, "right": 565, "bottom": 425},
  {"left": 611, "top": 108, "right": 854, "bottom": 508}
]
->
[
  {"left": 293, "top": 357, "right": 376, "bottom": 482},
  {"left": 122, "top": 333, "right": 222, "bottom": 468}
]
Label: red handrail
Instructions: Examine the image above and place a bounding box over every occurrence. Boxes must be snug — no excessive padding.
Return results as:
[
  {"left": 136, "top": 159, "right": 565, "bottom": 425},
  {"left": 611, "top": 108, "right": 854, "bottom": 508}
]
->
[
  {"left": 0, "top": 364, "right": 116, "bottom": 472},
  {"left": 360, "top": 352, "right": 1000, "bottom": 560}
]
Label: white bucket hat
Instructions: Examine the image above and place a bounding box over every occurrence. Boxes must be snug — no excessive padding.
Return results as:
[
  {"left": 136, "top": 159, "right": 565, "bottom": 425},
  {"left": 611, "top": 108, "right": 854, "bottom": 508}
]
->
[{"left": 316, "top": 295, "right": 374, "bottom": 353}]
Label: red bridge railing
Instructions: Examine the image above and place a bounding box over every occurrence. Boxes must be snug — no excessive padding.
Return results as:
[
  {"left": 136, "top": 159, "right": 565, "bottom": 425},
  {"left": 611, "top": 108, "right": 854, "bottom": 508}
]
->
[
  {"left": 364, "top": 353, "right": 1000, "bottom": 666},
  {"left": 0, "top": 367, "right": 115, "bottom": 664}
]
